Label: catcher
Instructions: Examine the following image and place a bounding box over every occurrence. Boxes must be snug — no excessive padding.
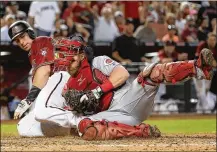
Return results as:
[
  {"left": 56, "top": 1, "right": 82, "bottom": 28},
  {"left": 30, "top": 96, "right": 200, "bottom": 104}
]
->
[{"left": 34, "top": 37, "right": 215, "bottom": 140}]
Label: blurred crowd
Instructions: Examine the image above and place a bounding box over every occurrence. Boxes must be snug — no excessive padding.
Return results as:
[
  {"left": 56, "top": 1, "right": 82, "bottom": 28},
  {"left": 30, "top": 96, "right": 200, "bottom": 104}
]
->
[{"left": 0, "top": 1, "right": 216, "bottom": 119}]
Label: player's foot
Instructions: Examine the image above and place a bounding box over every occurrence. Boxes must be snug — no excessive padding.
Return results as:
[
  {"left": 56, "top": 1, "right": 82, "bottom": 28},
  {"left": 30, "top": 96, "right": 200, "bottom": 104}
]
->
[
  {"left": 195, "top": 48, "right": 216, "bottom": 80},
  {"left": 138, "top": 123, "right": 161, "bottom": 138}
]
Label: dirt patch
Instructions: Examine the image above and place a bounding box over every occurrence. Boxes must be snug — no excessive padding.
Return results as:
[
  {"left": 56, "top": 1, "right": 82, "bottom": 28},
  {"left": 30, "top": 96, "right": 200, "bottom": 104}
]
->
[{"left": 1, "top": 134, "right": 216, "bottom": 151}]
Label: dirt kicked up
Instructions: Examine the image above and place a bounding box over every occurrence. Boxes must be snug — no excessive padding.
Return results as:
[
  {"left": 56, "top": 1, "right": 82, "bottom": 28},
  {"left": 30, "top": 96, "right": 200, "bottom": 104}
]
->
[{"left": 1, "top": 133, "right": 216, "bottom": 151}]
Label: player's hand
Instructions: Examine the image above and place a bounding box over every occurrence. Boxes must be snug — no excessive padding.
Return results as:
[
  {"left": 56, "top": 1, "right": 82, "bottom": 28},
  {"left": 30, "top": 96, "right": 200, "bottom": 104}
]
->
[
  {"left": 14, "top": 99, "right": 32, "bottom": 119},
  {"left": 80, "top": 87, "right": 103, "bottom": 103}
]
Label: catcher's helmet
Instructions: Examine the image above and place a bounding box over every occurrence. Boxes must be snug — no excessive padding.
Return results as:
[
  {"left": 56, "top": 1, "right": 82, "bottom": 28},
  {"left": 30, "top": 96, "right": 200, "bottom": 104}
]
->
[{"left": 8, "top": 20, "right": 36, "bottom": 41}]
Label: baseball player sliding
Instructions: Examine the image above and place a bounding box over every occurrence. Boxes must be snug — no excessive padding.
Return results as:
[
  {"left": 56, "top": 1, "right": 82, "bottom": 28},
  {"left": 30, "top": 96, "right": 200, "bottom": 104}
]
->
[{"left": 9, "top": 21, "right": 216, "bottom": 140}]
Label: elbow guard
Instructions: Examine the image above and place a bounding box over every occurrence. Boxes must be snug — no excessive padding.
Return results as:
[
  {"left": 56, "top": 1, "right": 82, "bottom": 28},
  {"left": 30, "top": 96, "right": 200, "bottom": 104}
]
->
[{"left": 26, "top": 85, "right": 41, "bottom": 102}]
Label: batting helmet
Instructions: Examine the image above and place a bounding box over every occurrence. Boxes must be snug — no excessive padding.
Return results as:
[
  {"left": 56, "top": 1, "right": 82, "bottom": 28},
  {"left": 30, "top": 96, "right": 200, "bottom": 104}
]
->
[{"left": 8, "top": 20, "right": 36, "bottom": 41}]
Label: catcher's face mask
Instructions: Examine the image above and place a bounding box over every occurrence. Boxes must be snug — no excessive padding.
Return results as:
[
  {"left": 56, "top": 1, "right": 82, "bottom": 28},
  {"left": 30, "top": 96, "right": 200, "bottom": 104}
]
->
[{"left": 52, "top": 38, "right": 85, "bottom": 72}]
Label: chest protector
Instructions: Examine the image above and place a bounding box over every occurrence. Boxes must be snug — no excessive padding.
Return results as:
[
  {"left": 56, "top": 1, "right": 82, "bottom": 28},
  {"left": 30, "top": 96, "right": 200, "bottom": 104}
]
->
[{"left": 67, "top": 59, "right": 113, "bottom": 112}]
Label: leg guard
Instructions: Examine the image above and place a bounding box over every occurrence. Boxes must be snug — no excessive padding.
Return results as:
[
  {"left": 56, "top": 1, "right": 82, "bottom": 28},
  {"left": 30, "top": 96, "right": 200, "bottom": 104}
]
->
[
  {"left": 138, "top": 49, "right": 215, "bottom": 86},
  {"left": 150, "top": 61, "right": 195, "bottom": 84},
  {"left": 78, "top": 118, "right": 161, "bottom": 140},
  {"left": 138, "top": 61, "right": 196, "bottom": 85}
]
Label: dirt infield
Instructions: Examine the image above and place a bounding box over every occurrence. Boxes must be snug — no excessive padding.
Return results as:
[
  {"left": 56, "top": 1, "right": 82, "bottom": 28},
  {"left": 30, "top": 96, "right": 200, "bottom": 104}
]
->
[
  {"left": 1, "top": 114, "right": 216, "bottom": 151},
  {"left": 1, "top": 134, "right": 216, "bottom": 151}
]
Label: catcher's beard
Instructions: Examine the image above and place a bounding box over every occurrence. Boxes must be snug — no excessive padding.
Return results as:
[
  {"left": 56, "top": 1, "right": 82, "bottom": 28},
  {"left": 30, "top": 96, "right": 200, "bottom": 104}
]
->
[{"left": 68, "top": 60, "right": 81, "bottom": 76}]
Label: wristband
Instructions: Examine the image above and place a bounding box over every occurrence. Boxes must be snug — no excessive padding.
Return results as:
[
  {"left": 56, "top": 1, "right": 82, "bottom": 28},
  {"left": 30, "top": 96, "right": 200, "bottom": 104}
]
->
[
  {"left": 100, "top": 80, "right": 114, "bottom": 93},
  {"left": 26, "top": 85, "right": 41, "bottom": 102}
]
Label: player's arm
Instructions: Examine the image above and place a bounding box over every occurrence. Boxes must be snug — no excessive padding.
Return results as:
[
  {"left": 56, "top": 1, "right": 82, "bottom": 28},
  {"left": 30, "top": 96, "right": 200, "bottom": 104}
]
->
[
  {"left": 32, "top": 65, "right": 51, "bottom": 89},
  {"left": 107, "top": 65, "right": 129, "bottom": 89},
  {"left": 14, "top": 37, "right": 54, "bottom": 119},
  {"left": 14, "top": 65, "right": 51, "bottom": 119},
  {"left": 87, "top": 56, "right": 129, "bottom": 100}
]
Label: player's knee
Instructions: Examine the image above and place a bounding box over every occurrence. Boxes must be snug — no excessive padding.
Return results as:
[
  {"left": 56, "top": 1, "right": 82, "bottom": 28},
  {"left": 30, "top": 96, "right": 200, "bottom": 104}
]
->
[
  {"left": 17, "top": 121, "right": 44, "bottom": 137},
  {"left": 17, "top": 123, "right": 27, "bottom": 137},
  {"left": 35, "top": 110, "right": 47, "bottom": 122}
]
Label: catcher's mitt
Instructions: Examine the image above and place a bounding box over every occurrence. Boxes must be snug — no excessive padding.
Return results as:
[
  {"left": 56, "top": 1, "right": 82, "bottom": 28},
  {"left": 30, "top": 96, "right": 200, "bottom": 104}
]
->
[{"left": 63, "top": 89, "right": 100, "bottom": 115}]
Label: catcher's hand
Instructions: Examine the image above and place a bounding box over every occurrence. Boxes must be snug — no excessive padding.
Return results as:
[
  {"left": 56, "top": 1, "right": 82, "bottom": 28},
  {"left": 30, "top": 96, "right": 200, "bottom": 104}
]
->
[
  {"left": 14, "top": 99, "right": 32, "bottom": 119},
  {"left": 63, "top": 87, "right": 103, "bottom": 115}
]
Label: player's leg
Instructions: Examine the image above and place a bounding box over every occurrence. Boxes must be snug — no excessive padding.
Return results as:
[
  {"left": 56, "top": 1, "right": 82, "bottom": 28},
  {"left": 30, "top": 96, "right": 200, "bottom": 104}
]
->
[
  {"left": 77, "top": 118, "right": 160, "bottom": 140},
  {"left": 17, "top": 111, "right": 44, "bottom": 137},
  {"left": 146, "top": 48, "right": 216, "bottom": 84},
  {"left": 18, "top": 111, "right": 71, "bottom": 137},
  {"left": 88, "top": 48, "right": 216, "bottom": 124},
  {"left": 34, "top": 71, "right": 84, "bottom": 129}
]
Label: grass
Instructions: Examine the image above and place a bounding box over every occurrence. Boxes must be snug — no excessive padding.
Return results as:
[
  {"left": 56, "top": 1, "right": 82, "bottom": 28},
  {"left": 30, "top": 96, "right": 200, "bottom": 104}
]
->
[
  {"left": 146, "top": 119, "right": 216, "bottom": 134},
  {"left": 1, "top": 124, "right": 18, "bottom": 136},
  {"left": 1, "top": 118, "right": 216, "bottom": 136}
]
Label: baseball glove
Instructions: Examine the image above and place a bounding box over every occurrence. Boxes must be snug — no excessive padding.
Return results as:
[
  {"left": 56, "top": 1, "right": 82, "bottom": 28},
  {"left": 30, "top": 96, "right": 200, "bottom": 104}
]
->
[{"left": 63, "top": 89, "right": 100, "bottom": 115}]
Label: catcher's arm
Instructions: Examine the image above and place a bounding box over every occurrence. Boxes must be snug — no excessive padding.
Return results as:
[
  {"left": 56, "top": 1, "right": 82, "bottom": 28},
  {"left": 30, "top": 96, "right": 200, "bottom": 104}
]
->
[
  {"left": 92, "top": 65, "right": 130, "bottom": 99},
  {"left": 14, "top": 65, "right": 51, "bottom": 119}
]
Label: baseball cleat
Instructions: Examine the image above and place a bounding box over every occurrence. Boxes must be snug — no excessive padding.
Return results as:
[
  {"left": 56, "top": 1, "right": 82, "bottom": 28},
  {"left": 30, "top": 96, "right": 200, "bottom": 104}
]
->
[
  {"left": 196, "top": 48, "right": 216, "bottom": 68},
  {"left": 138, "top": 123, "right": 161, "bottom": 138},
  {"left": 195, "top": 48, "right": 216, "bottom": 80}
]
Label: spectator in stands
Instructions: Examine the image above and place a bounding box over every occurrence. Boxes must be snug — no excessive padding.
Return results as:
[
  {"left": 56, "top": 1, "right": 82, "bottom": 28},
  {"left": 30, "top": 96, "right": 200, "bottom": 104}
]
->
[
  {"left": 59, "top": 24, "right": 68, "bottom": 38},
  {"left": 164, "top": 2, "right": 178, "bottom": 15},
  {"left": 162, "top": 25, "right": 179, "bottom": 43},
  {"left": 197, "top": 1, "right": 217, "bottom": 32},
  {"left": 122, "top": 1, "right": 140, "bottom": 29},
  {"left": 180, "top": 2, "right": 190, "bottom": 19},
  {"left": 181, "top": 15, "right": 198, "bottom": 43},
  {"left": 112, "top": 18, "right": 140, "bottom": 64},
  {"left": 175, "top": 11, "right": 187, "bottom": 35},
  {"left": 54, "top": 18, "right": 62, "bottom": 32},
  {"left": 0, "top": 65, "right": 19, "bottom": 120},
  {"left": 28, "top": 2, "right": 60, "bottom": 36},
  {"left": 211, "top": 18, "right": 216, "bottom": 34},
  {"left": 196, "top": 33, "right": 217, "bottom": 59},
  {"left": 134, "top": 17, "right": 157, "bottom": 43},
  {"left": 114, "top": 11, "right": 125, "bottom": 34},
  {"left": 197, "top": 16, "right": 209, "bottom": 42},
  {"left": 71, "top": 2, "right": 92, "bottom": 24},
  {"left": 166, "top": 13, "right": 176, "bottom": 25},
  {"left": 1, "top": 14, "right": 16, "bottom": 43},
  {"left": 65, "top": 17, "right": 90, "bottom": 42},
  {"left": 138, "top": 1, "right": 150, "bottom": 25},
  {"left": 158, "top": 41, "right": 188, "bottom": 63},
  {"left": 62, "top": 1, "right": 77, "bottom": 20},
  {"left": 6, "top": 2, "right": 26, "bottom": 20},
  {"left": 93, "top": 5, "right": 119, "bottom": 42},
  {"left": 149, "top": 2, "right": 166, "bottom": 24}
]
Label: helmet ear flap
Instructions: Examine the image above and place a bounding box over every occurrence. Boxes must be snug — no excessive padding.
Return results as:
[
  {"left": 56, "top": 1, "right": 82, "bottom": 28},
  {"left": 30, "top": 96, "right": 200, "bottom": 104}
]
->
[{"left": 27, "top": 30, "right": 36, "bottom": 39}]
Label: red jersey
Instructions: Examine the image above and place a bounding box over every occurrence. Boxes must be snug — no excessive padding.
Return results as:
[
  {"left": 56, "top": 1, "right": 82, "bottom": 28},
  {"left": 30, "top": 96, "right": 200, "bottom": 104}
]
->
[
  {"left": 29, "top": 37, "right": 55, "bottom": 76},
  {"left": 124, "top": 1, "right": 139, "bottom": 19},
  {"left": 65, "top": 59, "right": 113, "bottom": 112}
]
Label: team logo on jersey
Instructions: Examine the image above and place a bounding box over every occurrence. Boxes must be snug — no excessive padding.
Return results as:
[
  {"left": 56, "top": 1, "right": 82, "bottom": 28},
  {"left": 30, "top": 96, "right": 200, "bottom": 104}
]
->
[
  {"left": 78, "top": 74, "right": 86, "bottom": 86},
  {"left": 40, "top": 47, "right": 48, "bottom": 56},
  {"left": 104, "top": 58, "right": 114, "bottom": 65}
]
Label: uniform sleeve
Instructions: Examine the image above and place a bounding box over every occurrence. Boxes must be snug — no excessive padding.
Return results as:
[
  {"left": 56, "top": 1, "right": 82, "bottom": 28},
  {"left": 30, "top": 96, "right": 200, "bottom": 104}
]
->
[
  {"left": 30, "top": 37, "right": 54, "bottom": 72},
  {"left": 92, "top": 56, "right": 120, "bottom": 76},
  {"left": 28, "top": 2, "right": 37, "bottom": 17}
]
